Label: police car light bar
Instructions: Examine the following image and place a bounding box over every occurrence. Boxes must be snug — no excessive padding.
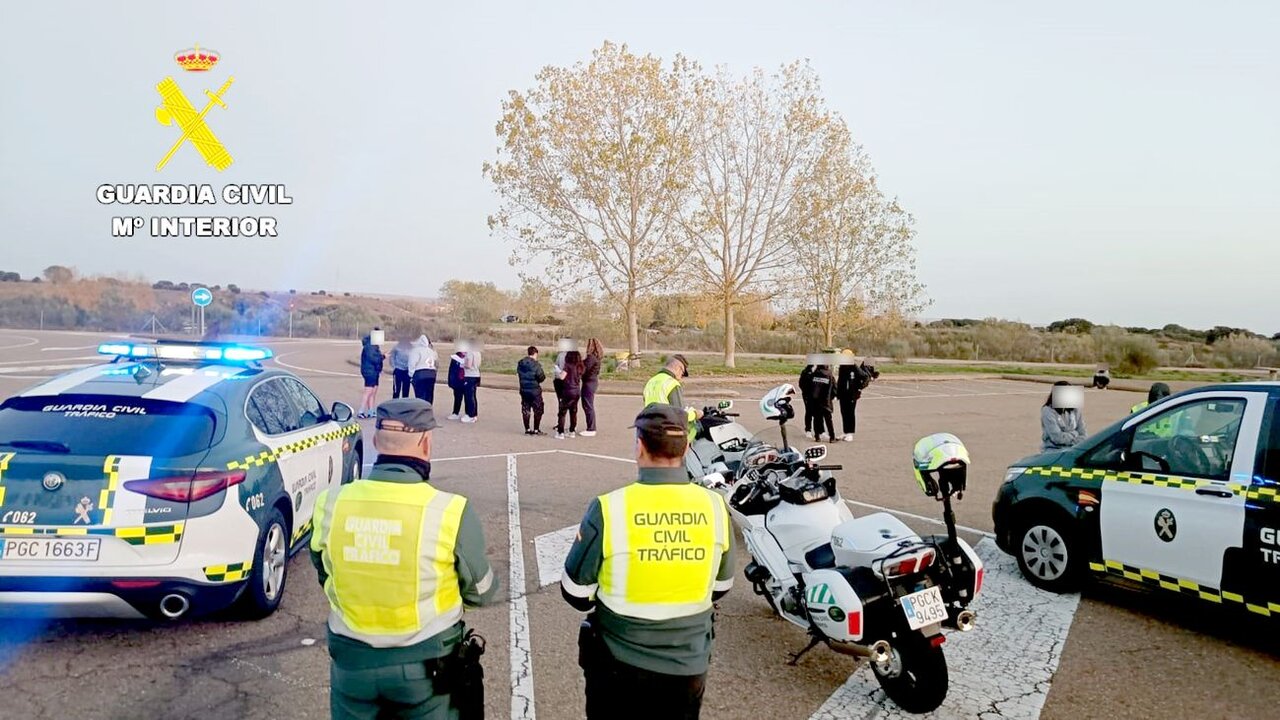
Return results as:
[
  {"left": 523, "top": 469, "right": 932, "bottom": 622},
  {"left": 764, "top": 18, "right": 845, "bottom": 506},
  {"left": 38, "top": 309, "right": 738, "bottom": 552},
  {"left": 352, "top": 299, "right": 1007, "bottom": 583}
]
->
[{"left": 97, "top": 342, "right": 273, "bottom": 363}]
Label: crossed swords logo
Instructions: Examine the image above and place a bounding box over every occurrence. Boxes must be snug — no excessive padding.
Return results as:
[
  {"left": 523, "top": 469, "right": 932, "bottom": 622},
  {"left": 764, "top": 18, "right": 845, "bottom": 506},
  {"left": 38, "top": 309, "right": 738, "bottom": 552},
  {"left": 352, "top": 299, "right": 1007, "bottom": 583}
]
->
[
  {"left": 1154, "top": 508, "right": 1177, "bottom": 542},
  {"left": 154, "top": 76, "right": 236, "bottom": 172}
]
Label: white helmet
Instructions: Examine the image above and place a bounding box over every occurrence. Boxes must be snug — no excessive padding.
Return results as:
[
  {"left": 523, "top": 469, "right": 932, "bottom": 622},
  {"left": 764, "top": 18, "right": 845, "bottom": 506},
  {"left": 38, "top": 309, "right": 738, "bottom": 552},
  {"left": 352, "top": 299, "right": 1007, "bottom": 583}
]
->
[{"left": 760, "top": 384, "right": 796, "bottom": 420}]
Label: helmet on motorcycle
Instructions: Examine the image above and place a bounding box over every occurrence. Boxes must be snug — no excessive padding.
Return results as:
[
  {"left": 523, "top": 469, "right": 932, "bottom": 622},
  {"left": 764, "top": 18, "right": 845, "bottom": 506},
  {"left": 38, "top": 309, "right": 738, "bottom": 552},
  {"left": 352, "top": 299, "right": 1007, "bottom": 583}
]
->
[
  {"left": 760, "top": 384, "right": 796, "bottom": 421},
  {"left": 912, "top": 433, "right": 970, "bottom": 498}
]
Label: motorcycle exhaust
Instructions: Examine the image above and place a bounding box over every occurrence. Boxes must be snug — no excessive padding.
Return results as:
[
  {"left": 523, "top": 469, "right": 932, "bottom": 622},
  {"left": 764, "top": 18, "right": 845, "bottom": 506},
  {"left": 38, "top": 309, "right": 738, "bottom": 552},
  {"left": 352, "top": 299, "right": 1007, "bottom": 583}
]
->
[
  {"left": 159, "top": 593, "right": 190, "bottom": 620},
  {"left": 947, "top": 609, "right": 976, "bottom": 632},
  {"left": 828, "top": 639, "right": 892, "bottom": 665}
]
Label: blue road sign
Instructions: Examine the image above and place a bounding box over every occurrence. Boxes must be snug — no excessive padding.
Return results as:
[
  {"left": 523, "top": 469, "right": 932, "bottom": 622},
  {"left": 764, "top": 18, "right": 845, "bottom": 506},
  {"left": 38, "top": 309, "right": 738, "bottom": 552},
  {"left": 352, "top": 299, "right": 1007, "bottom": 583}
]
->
[{"left": 191, "top": 287, "right": 213, "bottom": 307}]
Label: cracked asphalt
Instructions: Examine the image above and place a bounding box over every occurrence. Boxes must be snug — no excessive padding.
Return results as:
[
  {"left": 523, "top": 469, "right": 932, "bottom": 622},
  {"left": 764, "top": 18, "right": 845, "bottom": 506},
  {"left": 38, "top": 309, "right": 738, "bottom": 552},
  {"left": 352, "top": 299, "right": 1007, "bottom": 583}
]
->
[{"left": 1, "top": 331, "right": 1278, "bottom": 719}]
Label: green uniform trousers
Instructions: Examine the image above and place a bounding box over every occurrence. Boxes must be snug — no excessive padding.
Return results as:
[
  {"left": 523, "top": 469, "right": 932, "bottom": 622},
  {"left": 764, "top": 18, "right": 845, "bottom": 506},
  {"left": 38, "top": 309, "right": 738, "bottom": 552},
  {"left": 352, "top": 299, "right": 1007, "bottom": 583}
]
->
[{"left": 330, "top": 662, "right": 456, "bottom": 720}]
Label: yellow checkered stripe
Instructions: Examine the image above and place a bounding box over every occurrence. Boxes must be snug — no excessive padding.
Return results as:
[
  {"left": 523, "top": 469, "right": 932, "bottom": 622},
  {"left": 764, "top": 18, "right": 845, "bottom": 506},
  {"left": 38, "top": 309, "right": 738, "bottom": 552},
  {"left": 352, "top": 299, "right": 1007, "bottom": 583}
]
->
[
  {"left": 1028, "top": 466, "right": 1246, "bottom": 496},
  {"left": 292, "top": 517, "right": 313, "bottom": 544},
  {"left": 204, "top": 561, "right": 253, "bottom": 582},
  {"left": 1089, "top": 560, "right": 1280, "bottom": 618},
  {"left": 99, "top": 455, "right": 121, "bottom": 525},
  {"left": 226, "top": 424, "right": 360, "bottom": 472},
  {"left": 0, "top": 522, "right": 184, "bottom": 545},
  {"left": 0, "top": 451, "right": 13, "bottom": 508},
  {"left": 1245, "top": 486, "right": 1280, "bottom": 505}
]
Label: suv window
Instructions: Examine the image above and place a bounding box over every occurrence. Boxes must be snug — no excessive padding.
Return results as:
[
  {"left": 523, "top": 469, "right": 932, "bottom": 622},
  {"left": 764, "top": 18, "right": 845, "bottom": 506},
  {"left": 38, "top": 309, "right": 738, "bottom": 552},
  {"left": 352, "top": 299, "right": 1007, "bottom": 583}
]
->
[
  {"left": 1130, "top": 398, "right": 1246, "bottom": 480},
  {"left": 281, "top": 378, "right": 326, "bottom": 430},
  {"left": 1259, "top": 398, "right": 1280, "bottom": 480},
  {"left": 247, "top": 379, "right": 300, "bottom": 436},
  {"left": 0, "top": 395, "right": 216, "bottom": 456}
]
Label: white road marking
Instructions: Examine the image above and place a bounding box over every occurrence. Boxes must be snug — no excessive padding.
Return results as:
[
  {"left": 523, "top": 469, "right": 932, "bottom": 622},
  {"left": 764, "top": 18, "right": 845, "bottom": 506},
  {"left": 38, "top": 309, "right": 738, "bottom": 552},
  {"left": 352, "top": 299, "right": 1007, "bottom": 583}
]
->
[
  {"left": 0, "top": 363, "right": 93, "bottom": 375},
  {"left": 18, "top": 364, "right": 107, "bottom": 395},
  {"left": 0, "top": 335, "right": 39, "bottom": 350},
  {"left": 534, "top": 525, "right": 579, "bottom": 587},
  {"left": 809, "top": 539, "right": 1079, "bottom": 720},
  {"left": 273, "top": 352, "right": 359, "bottom": 377},
  {"left": 0, "top": 356, "right": 96, "bottom": 365},
  {"left": 38, "top": 346, "right": 99, "bottom": 352},
  {"left": 555, "top": 449, "right": 637, "bottom": 464},
  {"left": 507, "top": 454, "right": 537, "bottom": 720},
  {"left": 844, "top": 500, "right": 996, "bottom": 539}
]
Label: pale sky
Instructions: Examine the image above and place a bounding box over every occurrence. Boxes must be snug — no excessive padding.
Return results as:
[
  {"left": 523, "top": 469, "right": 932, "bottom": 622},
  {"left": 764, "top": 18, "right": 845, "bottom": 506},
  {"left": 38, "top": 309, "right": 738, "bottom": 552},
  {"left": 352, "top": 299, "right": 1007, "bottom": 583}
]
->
[{"left": 1, "top": 1, "right": 1276, "bottom": 334}]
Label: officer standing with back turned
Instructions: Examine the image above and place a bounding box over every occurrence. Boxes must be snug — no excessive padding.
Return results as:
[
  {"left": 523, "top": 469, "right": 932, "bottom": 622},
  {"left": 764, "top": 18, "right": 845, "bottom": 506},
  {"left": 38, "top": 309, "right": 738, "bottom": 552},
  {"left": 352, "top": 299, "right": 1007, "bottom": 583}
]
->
[
  {"left": 561, "top": 404, "right": 735, "bottom": 719},
  {"left": 311, "top": 398, "right": 497, "bottom": 719},
  {"left": 643, "top": 353, "right": 700, "bottom": 440}
]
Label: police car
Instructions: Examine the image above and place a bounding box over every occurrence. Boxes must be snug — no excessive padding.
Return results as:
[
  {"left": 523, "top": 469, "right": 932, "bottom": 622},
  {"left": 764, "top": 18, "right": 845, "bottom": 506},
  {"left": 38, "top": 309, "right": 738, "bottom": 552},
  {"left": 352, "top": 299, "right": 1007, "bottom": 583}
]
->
[
  {"left": 0, "top": 340, "right": 363, "bottom": 620},
  {"left": 994, "top": 382, "right": 1280, "bottom": 619}
]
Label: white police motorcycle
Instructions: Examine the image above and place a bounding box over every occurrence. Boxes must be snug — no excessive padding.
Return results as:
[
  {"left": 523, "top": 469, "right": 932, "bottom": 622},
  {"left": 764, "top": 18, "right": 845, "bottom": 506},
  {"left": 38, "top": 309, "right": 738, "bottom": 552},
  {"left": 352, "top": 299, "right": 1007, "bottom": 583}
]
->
[{"left": 690, "top": 386, "right": 984, "bottom": 714}]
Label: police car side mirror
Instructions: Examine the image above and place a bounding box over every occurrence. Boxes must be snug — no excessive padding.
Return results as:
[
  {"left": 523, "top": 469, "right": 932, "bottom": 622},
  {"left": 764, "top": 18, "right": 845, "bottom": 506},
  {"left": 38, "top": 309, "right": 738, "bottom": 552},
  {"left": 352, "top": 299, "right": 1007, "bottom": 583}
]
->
[{"left": 331, "top": 402, "right": 354, "bottom": 423}]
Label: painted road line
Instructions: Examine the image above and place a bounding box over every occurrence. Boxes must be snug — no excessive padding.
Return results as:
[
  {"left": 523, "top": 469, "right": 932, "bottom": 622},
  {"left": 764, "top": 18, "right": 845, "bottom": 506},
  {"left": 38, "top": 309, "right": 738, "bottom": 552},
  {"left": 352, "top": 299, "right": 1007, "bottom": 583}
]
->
[
  {"left": 0, "top": 363, "right": 93, "bottom": 375},
  {"left": 0, "top": 335, "right": 39, "bottom": 350},
  {"left": 534, "top": 525, "right": 579, "bottom": 587},
  {"left": 273, "top": 352, "right": 359, "bottom": 377},
  {"left": 0, "top": 356, "right": 96, "bottom": 365},
  {"left": 38, "top": 346, "right": 100, "bottom": 352},
  {"left": 555, "top": 449, "right": 637, "bottom": 464},
  {"left": 809, "top": 538, "right": 1079, "bottom": 720},
  {"left": 507, "top": 454, "right": 536, "bottom": 720},
  {"left": 844, "top": 500, "right": 996, "bottom": 539}
]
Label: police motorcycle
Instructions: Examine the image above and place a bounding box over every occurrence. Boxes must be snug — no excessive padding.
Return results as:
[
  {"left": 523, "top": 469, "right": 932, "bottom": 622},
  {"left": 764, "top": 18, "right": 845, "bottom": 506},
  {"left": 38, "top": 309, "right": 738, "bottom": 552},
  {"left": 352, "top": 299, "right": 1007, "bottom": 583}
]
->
[
  {"left": 690, "top": 385, "right": 984, "bottom": 714},
  {"left": 684, "top": 400, "right": 754, "bottom": 482}
]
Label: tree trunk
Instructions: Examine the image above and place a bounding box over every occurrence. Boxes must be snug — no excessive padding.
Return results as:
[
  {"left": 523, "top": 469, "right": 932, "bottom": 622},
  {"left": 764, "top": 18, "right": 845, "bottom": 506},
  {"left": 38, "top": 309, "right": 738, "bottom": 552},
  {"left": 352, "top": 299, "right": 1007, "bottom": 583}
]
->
[
  {"left": 823, "top": 311, "right": 835, "bottom": 348},
  {"left": 626, "top": 293, "right": 640, "bottom": 357},
  {"left": 723, "top": 300, "right": 736, "bottom": 368}
]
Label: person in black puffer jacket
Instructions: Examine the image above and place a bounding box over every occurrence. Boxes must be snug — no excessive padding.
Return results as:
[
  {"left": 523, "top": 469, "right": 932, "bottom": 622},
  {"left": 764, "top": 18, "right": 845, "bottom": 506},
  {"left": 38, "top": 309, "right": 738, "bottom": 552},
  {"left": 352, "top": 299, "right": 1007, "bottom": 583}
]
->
[
  {"left": 580, "top": 338, "right": 603, "bottom": 436},
  {"left": 358, "top": 335, "right": 385, "bottom": 419},
  {"left": 517, "top": 346, "right": 547, "bottom": 435},
  {"left": 806, "top": 364, "right": 836, "bottom": 442}
]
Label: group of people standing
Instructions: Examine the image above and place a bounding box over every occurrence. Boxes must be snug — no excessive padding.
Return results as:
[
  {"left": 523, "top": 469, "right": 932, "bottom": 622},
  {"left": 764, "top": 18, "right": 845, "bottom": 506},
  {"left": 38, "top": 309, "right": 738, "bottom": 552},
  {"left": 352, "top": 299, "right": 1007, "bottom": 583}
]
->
[
  {"left": 798, "top": 351, "right": 878, "bottom": 443},
  {"left": 359, "top": 332, "right": 483, "bottom": 423},
  {"left": 517, "top": 338, "right": 603, "bottom": 439}
]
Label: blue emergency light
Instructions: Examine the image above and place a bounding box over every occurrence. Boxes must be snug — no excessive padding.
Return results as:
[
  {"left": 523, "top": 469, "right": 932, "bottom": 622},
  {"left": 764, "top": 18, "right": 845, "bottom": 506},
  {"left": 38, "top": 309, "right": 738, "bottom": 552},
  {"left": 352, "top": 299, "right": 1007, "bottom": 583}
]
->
[{"left": 97, "top": 342, "right": 273, "bottom": 363}]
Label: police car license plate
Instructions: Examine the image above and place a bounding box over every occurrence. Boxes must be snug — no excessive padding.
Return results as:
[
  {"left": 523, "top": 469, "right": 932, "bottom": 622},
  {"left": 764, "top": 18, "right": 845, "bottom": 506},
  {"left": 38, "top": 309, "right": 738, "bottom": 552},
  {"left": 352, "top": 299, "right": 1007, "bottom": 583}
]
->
[
  {"left": 900, "top": 586, "right": 946, "bottom": 630},
  {"left": 0, "top": 537, "right": 101, "bottom": 562}
]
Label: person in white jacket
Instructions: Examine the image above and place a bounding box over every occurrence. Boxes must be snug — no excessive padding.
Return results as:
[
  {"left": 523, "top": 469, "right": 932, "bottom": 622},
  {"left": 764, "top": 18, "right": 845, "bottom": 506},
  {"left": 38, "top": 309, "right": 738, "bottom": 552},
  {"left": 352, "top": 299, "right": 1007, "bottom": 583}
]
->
[
  {"left": 407, "top": 335, "right": 438, "bottom": 405},
  {"left": 460, "top": 348, "right": 482, "bottom": 423}
]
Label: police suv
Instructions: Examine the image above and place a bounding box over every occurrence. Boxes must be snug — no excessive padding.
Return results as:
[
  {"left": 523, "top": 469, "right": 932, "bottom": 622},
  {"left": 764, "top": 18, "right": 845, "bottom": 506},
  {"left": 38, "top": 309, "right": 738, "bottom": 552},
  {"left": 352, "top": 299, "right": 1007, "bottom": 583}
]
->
[
  {"left": 0, "top": 340, "right": 363, "bottom": 620},
  {"left": 994, "top": 382, "right": 1280, "bottom": 619}
]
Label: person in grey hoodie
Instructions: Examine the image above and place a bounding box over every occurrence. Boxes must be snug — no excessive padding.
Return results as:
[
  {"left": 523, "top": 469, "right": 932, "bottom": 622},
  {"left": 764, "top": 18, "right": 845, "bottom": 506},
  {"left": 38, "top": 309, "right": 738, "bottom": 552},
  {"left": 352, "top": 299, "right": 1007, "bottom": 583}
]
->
[
  {"left": 1041, "top": 381, "right": 1088, "bottom": 451},
  {"left": 407, "top": 335, "right": 439, "bottom": 405},
  {"left": 389, "top": 339, "right": 412, "bottom": 399}
]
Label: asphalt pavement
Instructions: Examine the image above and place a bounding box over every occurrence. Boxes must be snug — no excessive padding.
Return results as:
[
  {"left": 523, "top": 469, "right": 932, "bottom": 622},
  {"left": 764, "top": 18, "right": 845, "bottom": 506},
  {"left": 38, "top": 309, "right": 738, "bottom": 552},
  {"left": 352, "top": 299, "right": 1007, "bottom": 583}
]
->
[{"left": 0, "top": 330, "right": 1276, "bottom": 720}]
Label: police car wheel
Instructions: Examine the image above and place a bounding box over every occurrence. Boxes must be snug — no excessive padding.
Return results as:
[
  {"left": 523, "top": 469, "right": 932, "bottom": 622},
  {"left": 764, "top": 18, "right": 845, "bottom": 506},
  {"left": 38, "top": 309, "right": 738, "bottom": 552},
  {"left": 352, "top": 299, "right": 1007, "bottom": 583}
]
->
[
  {"left": 345, "top": 449, "right": 362, "bottom": 485},
  {"left": 1015, "top": 517, "right": 1080, "bottom": 593},
  {"left": 239, "top": 508, "right": 289, "bottom": 619}
]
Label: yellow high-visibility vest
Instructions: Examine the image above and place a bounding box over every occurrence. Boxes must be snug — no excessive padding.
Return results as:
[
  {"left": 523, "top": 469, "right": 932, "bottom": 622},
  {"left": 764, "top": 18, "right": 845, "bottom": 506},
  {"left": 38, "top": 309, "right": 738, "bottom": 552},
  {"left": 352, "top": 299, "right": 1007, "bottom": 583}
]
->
[
  {"left": 642, "top": 372, "right": 697, "bottom": 439},
  {"left": 596, "top": 482, "right": 730, "bottom": 620},
  {"left": 311, "top": 480, "right": 467, "bottom": 648},
  {"left": 1130, "top": 401, "right": 1175, "bottom": 438}
]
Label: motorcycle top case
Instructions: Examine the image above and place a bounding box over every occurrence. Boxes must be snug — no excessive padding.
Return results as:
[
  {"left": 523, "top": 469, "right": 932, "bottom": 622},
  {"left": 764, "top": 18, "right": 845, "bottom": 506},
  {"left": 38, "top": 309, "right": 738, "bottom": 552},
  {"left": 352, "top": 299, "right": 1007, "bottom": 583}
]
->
[
  {"left": 831, "top": 512, "right": 919, "bottom": 569},
  {"left": 804, "top": 568, "right": 866, "bottom": 642}
]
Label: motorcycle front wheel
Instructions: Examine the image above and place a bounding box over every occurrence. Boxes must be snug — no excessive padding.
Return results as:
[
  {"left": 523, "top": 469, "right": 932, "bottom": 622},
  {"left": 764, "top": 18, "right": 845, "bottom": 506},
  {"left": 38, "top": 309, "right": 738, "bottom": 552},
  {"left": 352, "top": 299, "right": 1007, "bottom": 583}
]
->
[{"left": 870, "top": 634, "right": 948, "bottom": 714}]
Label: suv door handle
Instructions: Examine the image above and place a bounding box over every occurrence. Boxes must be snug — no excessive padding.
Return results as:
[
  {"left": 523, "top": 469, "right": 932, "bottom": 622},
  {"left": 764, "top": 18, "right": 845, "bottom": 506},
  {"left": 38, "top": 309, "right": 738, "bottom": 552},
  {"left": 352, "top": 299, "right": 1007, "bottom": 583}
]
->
[{"left": 1195, "top": 488, "right": 1234, "bottom": 498}]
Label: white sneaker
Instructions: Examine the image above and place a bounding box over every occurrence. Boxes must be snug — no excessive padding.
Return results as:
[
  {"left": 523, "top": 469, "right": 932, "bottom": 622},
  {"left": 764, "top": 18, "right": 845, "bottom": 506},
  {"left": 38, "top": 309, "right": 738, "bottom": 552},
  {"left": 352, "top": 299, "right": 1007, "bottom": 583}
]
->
[
  {"left": 555, "top": 432, "right": 565, "bottom": 440},
  {"left": 569, "top": 431, "right": 577, "bottom": 438},
  {"left": 804, "top": 431, "right": 814, "bottom": 440},
  {"left": 460, "top": 415, "right": 475, "bottom": 424},
  {"left": 842, "top": 434, "right": 854, "bottom": 442},
  {"left": 447, "top": 414, "right": 460, "bottom": 421},
  {"left": 580, "top": 430, "right": 596, "bottom": 437}
]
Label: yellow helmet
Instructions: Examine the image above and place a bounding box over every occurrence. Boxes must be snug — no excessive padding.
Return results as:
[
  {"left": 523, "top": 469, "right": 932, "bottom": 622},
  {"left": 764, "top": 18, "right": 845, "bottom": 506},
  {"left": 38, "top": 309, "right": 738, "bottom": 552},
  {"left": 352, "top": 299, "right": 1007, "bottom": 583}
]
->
[{"left": 912, "top": 433, "right": 970, "bottom": 498}]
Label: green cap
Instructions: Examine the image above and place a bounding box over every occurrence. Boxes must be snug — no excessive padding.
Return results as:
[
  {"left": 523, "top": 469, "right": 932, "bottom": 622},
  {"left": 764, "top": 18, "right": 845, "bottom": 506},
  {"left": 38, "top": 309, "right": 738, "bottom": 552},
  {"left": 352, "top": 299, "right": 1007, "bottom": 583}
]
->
[{"left": 376, "top": 397, "right": 437, "bottom": 432}]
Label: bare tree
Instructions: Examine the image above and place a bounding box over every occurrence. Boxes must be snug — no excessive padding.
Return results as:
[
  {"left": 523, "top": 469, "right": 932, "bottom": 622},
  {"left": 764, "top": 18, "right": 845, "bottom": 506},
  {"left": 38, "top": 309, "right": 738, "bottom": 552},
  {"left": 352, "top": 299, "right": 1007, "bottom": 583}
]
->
[
  {"left": 685, "top": 62, "right": 842, "bottom": 367},
  {"left": 484, "top": 42, "right": 698, "bottom": 356},
  {"left": 791, "top": 140, "right": 927, "bottom": 347}
]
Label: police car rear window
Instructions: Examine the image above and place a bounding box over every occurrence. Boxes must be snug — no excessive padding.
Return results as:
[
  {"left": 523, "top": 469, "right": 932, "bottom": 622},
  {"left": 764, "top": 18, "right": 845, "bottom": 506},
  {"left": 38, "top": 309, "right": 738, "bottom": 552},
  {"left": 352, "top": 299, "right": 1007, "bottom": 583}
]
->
[{"left": 0, "top": 395, "right": 217, "bottom": 456}]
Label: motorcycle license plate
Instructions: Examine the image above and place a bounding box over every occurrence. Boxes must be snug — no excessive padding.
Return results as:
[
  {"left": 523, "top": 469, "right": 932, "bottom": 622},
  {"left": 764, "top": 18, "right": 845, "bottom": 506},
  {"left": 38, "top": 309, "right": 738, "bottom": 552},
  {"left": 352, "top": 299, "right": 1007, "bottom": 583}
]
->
[{"left": 900, "top": 586, "right": 946, "bottom": 630}]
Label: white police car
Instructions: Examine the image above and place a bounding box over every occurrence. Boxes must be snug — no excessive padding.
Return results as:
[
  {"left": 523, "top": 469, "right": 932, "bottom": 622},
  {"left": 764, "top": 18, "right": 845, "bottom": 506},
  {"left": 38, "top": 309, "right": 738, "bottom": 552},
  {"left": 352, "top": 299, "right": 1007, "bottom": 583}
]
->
[
  {"left": 994, "top": 383, "right": 1280, "bottom": 619},
  {"left": 0, "top": 340, "right": 363, "bottom": 620}
]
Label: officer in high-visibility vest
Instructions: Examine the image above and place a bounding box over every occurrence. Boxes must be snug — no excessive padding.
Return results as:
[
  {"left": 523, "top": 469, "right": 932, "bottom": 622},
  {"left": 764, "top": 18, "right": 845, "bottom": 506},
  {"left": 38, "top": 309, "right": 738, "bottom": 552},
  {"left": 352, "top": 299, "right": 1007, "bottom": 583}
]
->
[
  {"left": 1131, "top": 382, "right": 1174, "bottom": 438},
  {"left": 643, "top": 353, "right": 700, "bottom": 439},
  {"left": 561, "top": 403, "right": 735, "bottom": 719},
  {"left": 311, "top": 398, "right": 497, "bottom": 720}
]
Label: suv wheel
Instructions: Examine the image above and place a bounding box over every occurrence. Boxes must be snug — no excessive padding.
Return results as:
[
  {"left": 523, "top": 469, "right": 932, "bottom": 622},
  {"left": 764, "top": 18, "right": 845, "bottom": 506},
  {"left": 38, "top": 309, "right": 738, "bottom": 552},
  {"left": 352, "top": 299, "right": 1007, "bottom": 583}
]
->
[
  {"left": 238, "top": 507, "right": 289, "bottom": 618},
  {"left": 1015, "top": 516, "right": 1081, "bottom": 593}
]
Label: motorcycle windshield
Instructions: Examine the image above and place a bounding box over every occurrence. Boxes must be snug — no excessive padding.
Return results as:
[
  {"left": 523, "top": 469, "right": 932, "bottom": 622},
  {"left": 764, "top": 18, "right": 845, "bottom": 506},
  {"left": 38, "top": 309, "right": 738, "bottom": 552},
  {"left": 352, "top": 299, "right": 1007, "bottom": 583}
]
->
[{"left": 741, "top": 424, "right": 802, "bottom": 467}]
